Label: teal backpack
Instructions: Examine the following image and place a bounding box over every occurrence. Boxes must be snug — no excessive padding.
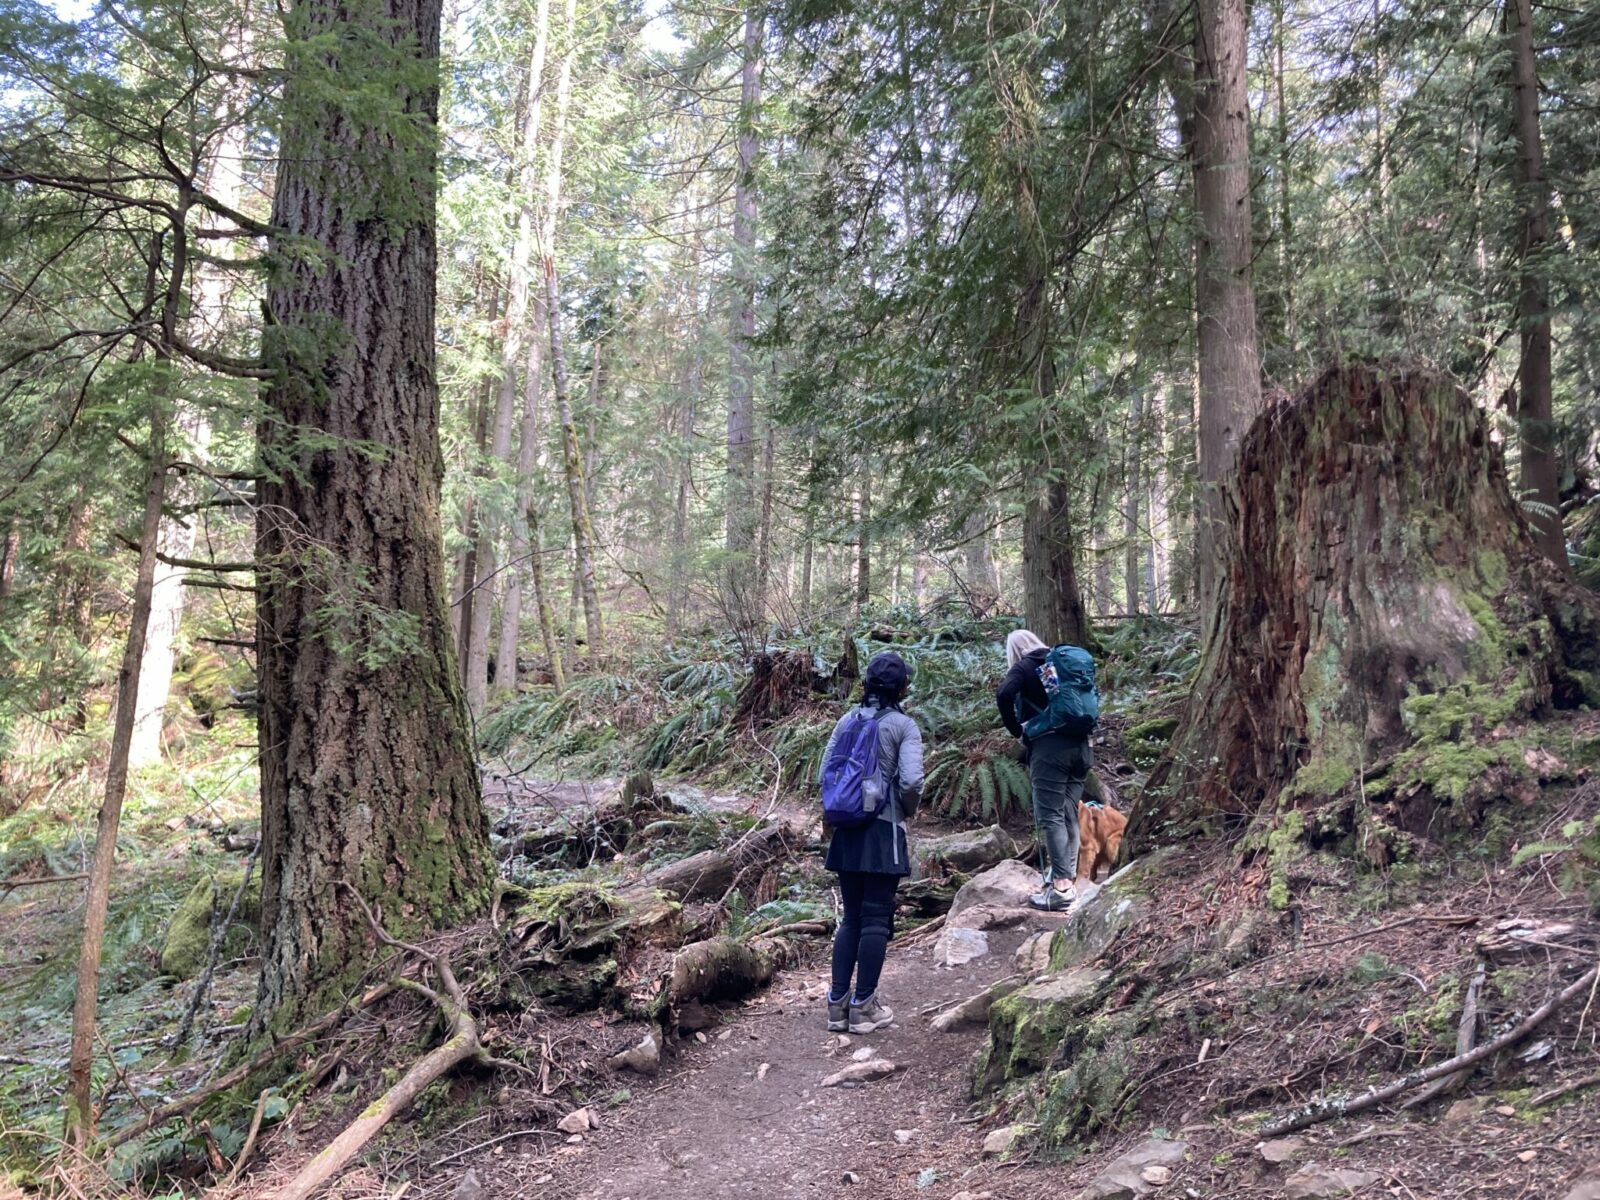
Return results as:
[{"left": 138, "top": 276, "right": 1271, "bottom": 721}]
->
[{"left": 1016, "top": 644, "right": 1099, "bottom": 738}]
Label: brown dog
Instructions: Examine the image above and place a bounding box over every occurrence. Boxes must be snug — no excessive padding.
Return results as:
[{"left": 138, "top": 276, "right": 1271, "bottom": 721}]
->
[{"left": 1075, "top": 802, "right": 1128, "bottom": 888}]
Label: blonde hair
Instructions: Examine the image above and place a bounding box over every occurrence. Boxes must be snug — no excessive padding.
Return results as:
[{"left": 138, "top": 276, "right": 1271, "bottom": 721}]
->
[{"left": 1005, "top": 628, "right": 1047, "bottom": 668}]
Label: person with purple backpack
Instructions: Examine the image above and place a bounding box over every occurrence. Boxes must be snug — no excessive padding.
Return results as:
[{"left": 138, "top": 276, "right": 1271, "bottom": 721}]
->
[{"left": 817, "top": 651, "right": 924, "bottom": 1034}]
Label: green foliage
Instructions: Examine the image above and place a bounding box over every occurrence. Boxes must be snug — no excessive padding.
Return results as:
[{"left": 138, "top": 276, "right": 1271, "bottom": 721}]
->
[{"left": 925, "top": 740, "right": 1031, "bottom": 823}]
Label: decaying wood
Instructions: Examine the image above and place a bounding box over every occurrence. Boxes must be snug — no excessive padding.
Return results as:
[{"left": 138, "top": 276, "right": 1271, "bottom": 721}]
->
[
  {"left": 1402, "top": 960, "right": 1486, "bottom": 1109},
  {"left": 1137, "top": 365, "right": 1600, "bottom": 845},
  {"left": 629, "top": 928, "right": 806, "bottom": 1023},
  {"left": 1261, "top": 960, "right": 1600, "bottom": 1136},
  {"left": 622, "top": 822, "right": 791, "bottom": 904},
  {"left": 268, "top": 887, "right": 520, "bottom": 1200}
]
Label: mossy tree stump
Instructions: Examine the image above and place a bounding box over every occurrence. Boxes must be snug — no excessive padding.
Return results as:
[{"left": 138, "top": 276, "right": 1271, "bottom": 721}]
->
[{"left": 1135, "top": 364, "right": 1600, "bottom": 858}]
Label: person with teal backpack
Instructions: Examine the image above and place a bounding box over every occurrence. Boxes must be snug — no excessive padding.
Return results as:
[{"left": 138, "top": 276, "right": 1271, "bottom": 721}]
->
[{"left": 995, "top": 628, "right": 1098, "bottom": 911}]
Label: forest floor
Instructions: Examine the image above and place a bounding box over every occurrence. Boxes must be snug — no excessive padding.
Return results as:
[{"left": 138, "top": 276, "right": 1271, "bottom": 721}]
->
[{"left": 4, "top": 754, "right": 1600, "bottom": 1199}]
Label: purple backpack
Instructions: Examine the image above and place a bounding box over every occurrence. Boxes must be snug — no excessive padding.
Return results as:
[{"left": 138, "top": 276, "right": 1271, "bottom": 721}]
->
[{"left": 820, "top": 709, "right": 888, "bottom": 828}]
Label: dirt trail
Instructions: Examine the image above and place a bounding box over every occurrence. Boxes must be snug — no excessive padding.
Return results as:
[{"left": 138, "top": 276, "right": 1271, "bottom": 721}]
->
[{"left": 467, "top": 917, "right": 1066, "bottom": 1200}]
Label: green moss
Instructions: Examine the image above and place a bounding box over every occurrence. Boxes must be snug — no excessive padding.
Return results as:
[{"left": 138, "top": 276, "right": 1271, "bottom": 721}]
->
[
  {"left": 1475, "top": 548, "right": 1511, "bottom": 595},
  {"left": 979, "top": 969, "right": 1110, "bottom": 1093},
  {"left": 1125, "top": 717, "right": 1179, "bottom": 766},
  {"left": 1283, "top": 755, "right": 1356, "bottom": 802},
  {"left": 1266, "top": 811, "right": 1305, "bottom": 910},
  {"left": 159, "top": 869, "right": 261, "bottom": 979}
]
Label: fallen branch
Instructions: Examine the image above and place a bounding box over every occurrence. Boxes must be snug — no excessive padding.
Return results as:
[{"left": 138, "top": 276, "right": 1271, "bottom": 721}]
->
[
  {"left": 108, "top": 984, "right": 390, "bottom": 1147},
  {"left": 265, "top": 886, "right": 515, "bottom": 1200},
  {"left": 1530, "top": 1070, "right": 1600, "bottom": 1108},
  {"left": 1261, "top": 960, "right": 1600, "bottom": 1136},
  {"left": 173, "top": 839, "right": 261, "bottom": 1049},
  {"left": 1401, "top": 960, "right": 1486, "bottom": 1110},
  {"left": 220, "top": 1088, "right": 270, "bottom": 1188},
  {"left": 0, "top": 872, "right": 89, "bottom": 896}
]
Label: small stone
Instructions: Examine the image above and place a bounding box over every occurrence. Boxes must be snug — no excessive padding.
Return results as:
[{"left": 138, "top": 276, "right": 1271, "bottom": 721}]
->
[
  {"left": 717, "top": 1029, "right": 732, "bottom": 1040},
  {"left": 1517, "top": 1150, "right": 1538, "bottom": 1163},
  {"left": 450, "top": 1169, "right": 484, "bottom": 1200},
  {"left": 694, "top": 1031, "right": 708, "bottom": 1043},
  {"left": 915, "top": 1167, "right": 939, "bottom": 1189},
  {"left": 565, "top": 1134, "right": 583, "bottom": 1145},
  {"left": 557, "top": 1107, "right": 594, "bottom": 1134},
  {"left": 893, "top": 1129, "right": 914, "bottom": 1145},
  {"left": 1141, "top": 1165, "right": 1172, "bottom": 1186},
  {"left": 608, "top": 1031, "right": 661, "bottom": 1076},
  {"left": 1494, "top": 1104, "right": 1517, "bottom": 1116},
  {"left": 822, "top": 1059, "right": 897, "bottom": 1087},
  {"left": 1078, "top": 1139, "right": 1188, "bottom": 1200},
  {"left": 842, "top": 1171, "right": 860, "bottom": 1185},
  {"left": 836, "top": 1034, "right": 852, "bottom": 1048},
  {"left": 757, "top": 1062, "right": 770, "bottom": 1080},
  {"left": 1257, "top": 1137, "right": 1306, "bottom": 1165},
  {"left": 852, "top": 1046, "right": 876, "bottom": 1062},
  {"left": 1283, "top": 1164, "right": 1384, "bottom": 1200},
  {"left": 981, "top": 1125, "right": 1027, "bottom": 1158}
]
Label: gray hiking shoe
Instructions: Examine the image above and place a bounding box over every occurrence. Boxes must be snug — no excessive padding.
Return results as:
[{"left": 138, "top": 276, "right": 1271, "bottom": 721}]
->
[
  {"left": 849, "top": 992, "right": 894, "bottom": 1034},
  {"left": 1028, "top": 886, "right": 1077, "bottom": 912},
  {"left": 827, "top": 992, "right": 851, "bottom": 1032}
]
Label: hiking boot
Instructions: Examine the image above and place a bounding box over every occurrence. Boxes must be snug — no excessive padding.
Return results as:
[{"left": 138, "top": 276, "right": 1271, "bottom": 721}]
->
[
  {"left": 1028, "top": 886, "right": 1077, "bottom": 912},
  {"left": 827, "top": 991, "right": 851, "bottom": 1032},
  {"left": 849, "top": 992, "right": 894, "bottom": 1034}
]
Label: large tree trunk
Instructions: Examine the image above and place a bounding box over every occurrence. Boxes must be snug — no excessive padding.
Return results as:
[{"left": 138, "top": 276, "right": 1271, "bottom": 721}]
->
[
  {"left": 1192, "top": 0, "right": 1263, "bottom": 621},
  {"left": 1022, "top": 481, "right": 1093, "bottom": 648},
  {"left": 1507, "top": 0, "right": 1565, "bottom": 568},
  {"left": 724, "top": 3, "right": 762, "bottom": 635},
  {"left": 255, "top": 0, "right": 493, "bottom": 1028},
  {"left": 1134, "top": 366, "right": 1600, "bottom": 852},
  {"left": 855, "top": 470, "right": 871, "bottom": 616}
]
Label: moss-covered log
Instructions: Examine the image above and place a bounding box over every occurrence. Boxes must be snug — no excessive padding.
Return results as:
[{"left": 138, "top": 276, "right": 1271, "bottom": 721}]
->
[{"left": 1135, "top": 364, "right": 1600, "bottom": 852}]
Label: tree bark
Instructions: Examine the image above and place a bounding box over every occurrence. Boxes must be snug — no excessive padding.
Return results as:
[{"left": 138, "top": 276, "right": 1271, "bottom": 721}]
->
[
  {"left": 1124, "top": 385, "right": 1144, "bottom": 616},
  {"left": 489, "top": 6, "right": 553, "bottom": 699},
  {"left": 1135, "top": 365, "right": 1600, "bottom": 847},
  {"left": 255, "top": 0, "right": 493, "bottom": 1027},
  {"left": 1023, "top": 481, "right": 1093, "bottom": 648},
  {"left": 755, "top": 422, "right": 777, "bottom": 623},
  {"left": 66, "top": 403, "right": 169, "bottom": 1144},
  {"left": 855, "top": 470, "right": 871, "bottom": 616},
  {"left": 548, "top": 269, "right": 603, "bottom": 654},
  {"left": 724, "top": 3, "right": 763, "bottom": 635},
  {"left": 962, "top": 507, "right": 998, "bottom": 614},
  {"left": 1508, "top": 0, "right": 1565, "bottom": 567},
  {"left": 1192, "top": 0, "right": 1263, "bottom": 621}
]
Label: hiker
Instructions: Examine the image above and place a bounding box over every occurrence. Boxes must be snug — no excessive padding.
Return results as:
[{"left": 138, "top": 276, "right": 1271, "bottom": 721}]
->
[
  {"left": 818, "top": 651, "right": 924, "bottom": 1034},
  {"left": 996, "top": 628, "right": 1095, "bottom": 911}
]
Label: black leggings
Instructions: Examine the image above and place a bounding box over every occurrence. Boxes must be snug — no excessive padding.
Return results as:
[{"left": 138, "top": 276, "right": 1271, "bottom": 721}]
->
[{"left": 830, "top": 871, "right": 900, "bottom": 1001}]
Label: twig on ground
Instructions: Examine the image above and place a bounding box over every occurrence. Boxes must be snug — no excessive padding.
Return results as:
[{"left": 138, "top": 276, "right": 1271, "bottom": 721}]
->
[
  {"left": 220, "top": 1088, "right": 271, "bottom": 1188},
  {"left": 1530, "top": 1071, "right": 1600, "bottom": 1108},
  {"left": 1261, "top": 960, "right": 1600, "bottom": 1136},
  {"left": 173, "top": 839, "right": 262, "bottom": 1049},
  {"left": 108, "top": 983, "right": 391, "bottom": 1148},
  {"left": 1403, "top": 959, "right": 1487, "bottom": 1109},
  {"left": 0, "top": 872, "right": 89, "bottom": 896},
  {"left": 431, "top": 1127, "right": 562, "bottom": 1167}
]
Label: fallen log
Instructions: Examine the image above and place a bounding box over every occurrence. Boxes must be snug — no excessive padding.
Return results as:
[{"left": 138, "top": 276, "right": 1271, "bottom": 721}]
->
[
  {"left": 628, "top": 928, "right": 809, "bottom": 1025},
  {"left": 621, "top": 822, "right": 792, "bottom": 904},
  {"left": 1261, "top": 960, "right": 1600, "bottom": 1136}
]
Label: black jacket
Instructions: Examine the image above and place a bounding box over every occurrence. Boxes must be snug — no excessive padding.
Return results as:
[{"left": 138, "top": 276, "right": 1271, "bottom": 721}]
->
[{"left": 995, "top": 647, "right": 1051, "bottom": 739}]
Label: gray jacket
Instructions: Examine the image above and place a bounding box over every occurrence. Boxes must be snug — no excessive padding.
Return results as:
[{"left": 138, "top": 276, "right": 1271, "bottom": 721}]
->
[{"left": 819, "top": 702, "right": 925, "bottom": 824}]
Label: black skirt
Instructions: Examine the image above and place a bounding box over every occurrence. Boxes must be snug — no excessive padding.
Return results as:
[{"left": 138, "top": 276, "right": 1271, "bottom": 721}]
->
[{"left": 823, "top": 816, "right": 910, "bottom": 877}]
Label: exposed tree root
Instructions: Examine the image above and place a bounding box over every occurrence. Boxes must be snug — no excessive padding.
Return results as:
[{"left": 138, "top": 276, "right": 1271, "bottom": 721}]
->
[
  {"left": 265, "top": 886, "right": 521, "bottom": 1200},
  {"left": 1261, "top": 960, "right": 1599, "bottom": 1136}
]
